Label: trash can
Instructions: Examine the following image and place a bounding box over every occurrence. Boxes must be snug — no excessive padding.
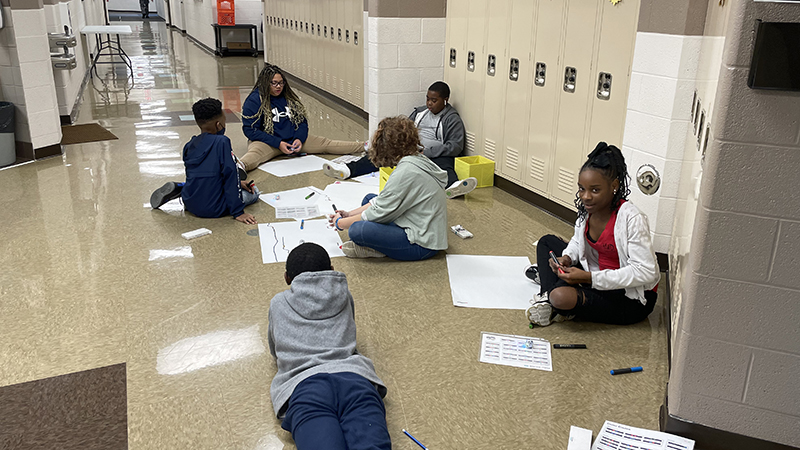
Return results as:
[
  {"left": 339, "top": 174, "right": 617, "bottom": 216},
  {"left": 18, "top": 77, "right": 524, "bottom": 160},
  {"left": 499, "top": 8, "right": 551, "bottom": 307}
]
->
[{"left": 0, "top": 102, "right": 15, "bottom": 167}]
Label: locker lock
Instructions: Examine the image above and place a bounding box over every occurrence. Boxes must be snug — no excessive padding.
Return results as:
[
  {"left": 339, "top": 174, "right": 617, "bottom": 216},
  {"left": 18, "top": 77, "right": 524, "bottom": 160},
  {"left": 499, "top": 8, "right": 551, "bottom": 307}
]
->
[
  {"left": 354, "top": 31, "right": 358, "bottom": 45},
  {"left": 338, "top": 28, "right": 342, "bottom": 41},
  {"left": 487, "top": 54, "right": 496, "bottom": 76},
  {"left": 467, "top": 51, "right": 475, "bottom": 72},
  {"left": 449, "top": 48, "right": 457, "bottom": 68},
  {"left": 597, "top": 72, "right": 612, "bottom": 100},
  {"left": 564, "top": 67, "right": 577, "bottom": 93},
  {"left": 346, "top": 30, "right": 350, "bottom": 43},
  {"left": 534, "top": 62, "right": 546, "bottom": 86},
  {"left": 324, "top": 26, "right": 328, "bottom": 38},
  {"left": 636, "top": 164, "right": 661, "bottom": 195},
  {"left": 509, "top": 58, "right": 519, "bottom": 81}
]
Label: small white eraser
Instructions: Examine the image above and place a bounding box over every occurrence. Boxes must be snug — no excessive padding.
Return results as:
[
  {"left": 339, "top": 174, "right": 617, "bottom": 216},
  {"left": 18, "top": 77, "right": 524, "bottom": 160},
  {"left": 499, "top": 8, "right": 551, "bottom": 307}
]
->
[
  {"left": 182, "top": 228, "right": 212, "bottom": 240},
  {"left": 567, "top": 426, "right": 592, "bottom": 450},
  {"left": 450, "top": 225, "right": 473, "bottom": 239}
]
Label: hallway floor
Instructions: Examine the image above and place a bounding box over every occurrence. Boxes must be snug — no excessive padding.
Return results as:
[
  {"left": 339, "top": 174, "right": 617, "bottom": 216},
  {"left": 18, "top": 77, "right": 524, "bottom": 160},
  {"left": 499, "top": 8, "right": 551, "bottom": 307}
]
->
[{"left": 0, "top": 21, "right": 669, "bottom": 450}]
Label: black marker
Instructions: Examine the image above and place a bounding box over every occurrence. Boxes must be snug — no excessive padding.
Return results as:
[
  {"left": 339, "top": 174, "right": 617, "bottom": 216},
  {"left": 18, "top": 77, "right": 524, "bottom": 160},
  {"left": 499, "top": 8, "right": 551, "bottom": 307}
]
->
[
  {"left": 550, "top": 251, "right": 565, "bottom": 274},
  {"left": 553, "top": 344, "right": 587, "bottom": 349},
  {"left": 332, "top": 204, "right": 338, "bottom": 212}
]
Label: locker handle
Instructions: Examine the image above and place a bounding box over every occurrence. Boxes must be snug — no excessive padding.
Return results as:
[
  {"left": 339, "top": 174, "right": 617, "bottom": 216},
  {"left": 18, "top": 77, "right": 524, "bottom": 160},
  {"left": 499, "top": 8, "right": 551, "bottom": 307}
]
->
[
  {"left": 535, "top": 62, "right": 546, "bottom": 87},
  {"left": 487, "top": 54, "right": 496, "bottom": 76},
  {"left": 354, "top": 31, "right": 358, "bottom": 45},
  {"left": 338, "top": 28, "right": 342, "bottom": 41},
  {"left": 324, "top": 26, "right": 328, "bottom": 38},
  {"left": 564, "top": 67, "right": 577, "bottom": 93},
  {"left": 449, "top": 48, "right": 457, "bottom": 68},
  {"left": 346, "top": 30, "right": 350, "bottom": 43},
  {"left": 597, "top": 72, "right": 612, "bottom": 100},
  {"left": 509, "top": 58, "right": 519, "bottom": 81},
  {"left": 467, "top": 51, "right": 475, "bottom": 72}
]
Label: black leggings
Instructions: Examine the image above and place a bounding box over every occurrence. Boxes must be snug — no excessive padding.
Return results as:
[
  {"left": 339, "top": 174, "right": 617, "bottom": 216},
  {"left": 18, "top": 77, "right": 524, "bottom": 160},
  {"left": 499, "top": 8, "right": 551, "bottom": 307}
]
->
[
  {"left": 536, "top": 234, "right": 657, "bottom": 325},
  {"left": 347, "top": 156, "right": 459, "bottom": 186}
]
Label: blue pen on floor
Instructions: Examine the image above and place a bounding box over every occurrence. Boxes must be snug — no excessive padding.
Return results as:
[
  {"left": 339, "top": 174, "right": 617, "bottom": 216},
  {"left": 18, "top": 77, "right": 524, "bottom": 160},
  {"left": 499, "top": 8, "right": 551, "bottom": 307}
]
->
[
  {"left": 402, "top": 429, "right": 427, "bottom": 450},
  {"left": 610, "top": 366, "right": 643, "bottom": 375},
  {"left": 300, "top": 219, "right": 304, "bottom": 230}
]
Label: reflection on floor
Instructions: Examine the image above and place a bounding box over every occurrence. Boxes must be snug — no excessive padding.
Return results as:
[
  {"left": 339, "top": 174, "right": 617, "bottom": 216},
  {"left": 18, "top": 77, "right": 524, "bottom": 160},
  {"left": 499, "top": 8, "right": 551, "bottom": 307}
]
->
[{"left": 0, "top": 21, "right": 668, "bottom": 450}]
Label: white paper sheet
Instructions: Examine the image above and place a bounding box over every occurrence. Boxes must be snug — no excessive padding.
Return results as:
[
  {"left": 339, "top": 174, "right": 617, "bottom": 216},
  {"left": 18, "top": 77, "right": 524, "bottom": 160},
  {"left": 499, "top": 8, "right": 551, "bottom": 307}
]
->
[
  {"left": 322, "top": 181, "right": 379, "bottom": 212},
  {"left": 257, "top": 155, "right": 329, "bottom": 177},
  {"left": 352, "top": 171, "right": 380, "bottom": 186},
  {"left": 592, "top": 421, "right": 694, "bottom": 450},
  {"left": 330, "top": 154, "right": 364, "bottom": 164},
  {"left": 259, "top": 187, "right": 322, "bottom": 209},
  {"left": 446, "top": 255, "right": 538, "bottom": 309},
  {"left": 258, "top": 219, "right": 345, "bottom": 264},
  {"left": 479, "top": 332, "right": 552, "bottom": 371},
  {"left": 568, "top": 426, "right": 593, "bottom": 450},
  {"left": 275, "top": 205, "right": 320, "bottom": 219}
]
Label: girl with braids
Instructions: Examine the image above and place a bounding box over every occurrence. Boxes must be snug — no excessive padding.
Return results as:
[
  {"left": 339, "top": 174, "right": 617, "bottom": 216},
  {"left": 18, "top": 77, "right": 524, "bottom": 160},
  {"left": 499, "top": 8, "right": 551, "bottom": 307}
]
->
[
  {"left": 239, "top": 65, "right": 364, "bottom": 172},
  {"left": 525, "top": 142, "right": 659, "bottom": 326}
]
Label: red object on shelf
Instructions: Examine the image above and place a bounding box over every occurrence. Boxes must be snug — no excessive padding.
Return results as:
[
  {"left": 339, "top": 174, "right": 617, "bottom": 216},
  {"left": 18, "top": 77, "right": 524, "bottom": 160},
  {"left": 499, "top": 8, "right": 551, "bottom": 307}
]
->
[{"left": 217, "top": 0, "right": 235, "bottom": 25}]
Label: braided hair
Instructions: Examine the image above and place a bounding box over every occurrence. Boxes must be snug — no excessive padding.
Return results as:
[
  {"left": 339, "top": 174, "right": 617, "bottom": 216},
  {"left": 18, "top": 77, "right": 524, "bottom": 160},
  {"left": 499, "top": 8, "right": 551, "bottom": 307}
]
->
[
  {"left": 575, "top": 142, "right": 630, "bottom": 221},
  {"left": 243, "top": 64, "right": 308, "bottom": 135}
]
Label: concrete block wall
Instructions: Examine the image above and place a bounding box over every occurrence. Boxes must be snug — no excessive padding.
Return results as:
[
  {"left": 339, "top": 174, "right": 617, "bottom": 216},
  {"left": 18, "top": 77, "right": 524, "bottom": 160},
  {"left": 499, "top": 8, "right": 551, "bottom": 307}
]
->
[
  {"left": 45, "top": 0, "right": 92, "bottom": 118},
  {"left": 667, "top": 1, "right": 800, "bottom": 446}
]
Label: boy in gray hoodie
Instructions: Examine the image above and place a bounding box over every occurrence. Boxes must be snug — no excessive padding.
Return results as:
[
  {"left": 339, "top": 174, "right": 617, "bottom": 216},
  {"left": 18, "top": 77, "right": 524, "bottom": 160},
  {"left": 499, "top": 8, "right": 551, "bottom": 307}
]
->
[{"left": 268, "top": 243, "right": 391, "bottom": 450}]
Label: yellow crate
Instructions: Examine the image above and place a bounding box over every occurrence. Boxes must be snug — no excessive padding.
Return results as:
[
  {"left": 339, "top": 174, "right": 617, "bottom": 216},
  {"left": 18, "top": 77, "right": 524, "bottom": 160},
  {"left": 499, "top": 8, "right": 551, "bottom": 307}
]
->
[
  {"left": 378, "top": 166, "right": 395, "bottom": 191},
  {"left": 455, "top": 155, "right": 495, "bottom": 188}
]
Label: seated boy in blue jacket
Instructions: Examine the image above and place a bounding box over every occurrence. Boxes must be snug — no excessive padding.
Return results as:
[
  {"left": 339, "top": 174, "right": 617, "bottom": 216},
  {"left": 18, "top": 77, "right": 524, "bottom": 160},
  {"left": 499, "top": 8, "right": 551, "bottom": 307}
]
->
[
  {"left": 269, "top": 243, "right": 391, "bottom": 450},
  {"left": 149, "top": 98, "right": 259, "bottom": 224}
]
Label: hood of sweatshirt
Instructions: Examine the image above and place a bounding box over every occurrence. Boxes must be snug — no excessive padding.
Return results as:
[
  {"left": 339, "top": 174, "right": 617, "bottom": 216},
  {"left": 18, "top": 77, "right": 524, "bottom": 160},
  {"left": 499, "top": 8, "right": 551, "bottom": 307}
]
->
[
  {"left": 399, "top": 154, "right": 449, "bottom": 190},
  {"left": 284, "top": 271, "right": 350, "bottom": 321},
  {"left": 183, "top": 133, "right": 218, "bottom": 166}
]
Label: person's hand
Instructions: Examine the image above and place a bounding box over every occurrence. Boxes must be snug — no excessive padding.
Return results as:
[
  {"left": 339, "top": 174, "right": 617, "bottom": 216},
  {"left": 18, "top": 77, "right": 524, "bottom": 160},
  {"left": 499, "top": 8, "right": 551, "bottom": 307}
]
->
[
  {"left": 548, "top": 255, "right": 571, "bottom": 273},
  {"left": 235, "top": 213, "right": 257, "bottom": 224},
  {"left": 278, "top": 141, "right": 294, "bottom": 155},
  {"left": 241, "top": 180, "right": 254, "bottom": 193},
  {"left": 557, "top": 266, "right": 591, "bottom": 285},
  {"left": 328, "top": 212, "right": 342, "bottom": 224},
  {"left": 291, "top": 139, "right": 303, "bottom": 153}
]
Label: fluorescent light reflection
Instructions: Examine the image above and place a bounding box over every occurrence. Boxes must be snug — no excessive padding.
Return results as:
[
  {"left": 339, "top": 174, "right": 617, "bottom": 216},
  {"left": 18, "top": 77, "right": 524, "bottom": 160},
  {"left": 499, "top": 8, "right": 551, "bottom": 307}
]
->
[
  {"left": 149, "top": 246, "right": 193, "bottom": 261},
  {"left": 156, "top": 325, "right": 266, "bottom": 375}
]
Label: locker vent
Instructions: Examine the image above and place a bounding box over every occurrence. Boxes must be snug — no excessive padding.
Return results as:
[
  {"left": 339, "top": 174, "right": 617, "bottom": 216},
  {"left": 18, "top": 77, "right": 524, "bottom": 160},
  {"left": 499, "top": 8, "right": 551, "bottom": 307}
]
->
[
  {"left": 530, "top": 156, "right": 545, "bottom": 182},
  {"left": 340, "top": 79, "right": 345, "bottom": 94},
  {"left": 348, "top": 82, "right": 353, "bottom": 98},
  {"left": 558, "top": 167, "right": 575, "bottom": 193},
  {"left": 356, "top": 86, "right": 361, "bottom": 103},
  {"left": 484, "top": 139, "right": 496, "bottom": 160},
  {"left": 505, "top": 147, "right": 519, "bottom": 171},
  {"left": 465, "top": 131, "right": 476, "bottom": 154}
]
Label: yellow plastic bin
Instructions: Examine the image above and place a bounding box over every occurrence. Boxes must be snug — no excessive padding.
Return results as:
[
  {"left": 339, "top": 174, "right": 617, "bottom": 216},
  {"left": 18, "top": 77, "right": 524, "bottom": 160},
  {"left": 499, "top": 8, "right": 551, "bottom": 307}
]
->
[
  {"left": 455, "top": 155, "right": 495, "bottom": 188},
  {"left": 378, "top": 166, "right": 395, "bottom": 191}
]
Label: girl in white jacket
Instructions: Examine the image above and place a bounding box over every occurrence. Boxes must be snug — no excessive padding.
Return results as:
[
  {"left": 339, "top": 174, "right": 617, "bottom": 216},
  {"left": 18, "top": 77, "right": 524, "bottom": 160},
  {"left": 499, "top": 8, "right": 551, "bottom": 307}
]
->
[{"left": 526, "top": 142, "right": 660, "bottom": 326}]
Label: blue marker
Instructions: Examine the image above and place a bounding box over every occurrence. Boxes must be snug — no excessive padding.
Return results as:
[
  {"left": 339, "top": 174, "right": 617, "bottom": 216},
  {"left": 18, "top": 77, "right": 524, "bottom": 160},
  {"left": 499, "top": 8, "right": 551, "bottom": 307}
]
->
[
  {"left": 402, "top": 429, "right": 428, "bottom": 449},
  {"left": 300, "top": 219, "right": 304, "bottom": 230},
  {"left": 610, "top": 366, "right": 643, "bottom": 375}
]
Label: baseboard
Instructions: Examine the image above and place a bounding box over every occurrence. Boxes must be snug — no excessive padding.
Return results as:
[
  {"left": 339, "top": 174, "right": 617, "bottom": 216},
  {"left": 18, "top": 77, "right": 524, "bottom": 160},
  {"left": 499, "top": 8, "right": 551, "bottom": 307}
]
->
[
  {"left": 493, "top": 175, "right": 577, "bottom": 225},
  {"left": 659, "top": 400, "right": 799, "bottom": 450},
  {"left": 34, "top": 143, "right": 63, "bottom": 159}
]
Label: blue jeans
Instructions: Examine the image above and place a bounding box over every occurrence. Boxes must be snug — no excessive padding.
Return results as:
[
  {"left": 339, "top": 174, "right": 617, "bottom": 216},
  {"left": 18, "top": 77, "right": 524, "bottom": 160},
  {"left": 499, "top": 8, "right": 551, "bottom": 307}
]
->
[
  {"left": 348, "top": 194, "right": 439, "bottom": 261},
  {"left": 282, "top": 372, "right": 391, "bottom": 450},
  {"left": 242, "top": 185, "right": 260, "bottom": 207}
]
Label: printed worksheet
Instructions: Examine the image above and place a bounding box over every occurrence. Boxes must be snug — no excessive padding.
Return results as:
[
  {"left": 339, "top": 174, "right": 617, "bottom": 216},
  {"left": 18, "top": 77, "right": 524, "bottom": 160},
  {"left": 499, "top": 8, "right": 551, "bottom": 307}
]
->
[
  {"left": 592, "top": 421, "right": 694, "bottom": 450},
  {"left": 275, "top": 205, "right": 320, "bottom": 219},
  {"left": 479, "top": 332, "right": 552, "bottom": 371},
  {"left": 258, "top": 219, "right": 345, "bottom": 264}
]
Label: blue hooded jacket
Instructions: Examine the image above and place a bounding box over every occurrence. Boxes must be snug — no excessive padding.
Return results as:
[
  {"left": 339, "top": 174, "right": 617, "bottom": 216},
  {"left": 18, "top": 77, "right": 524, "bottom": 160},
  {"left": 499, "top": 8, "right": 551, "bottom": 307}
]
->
[
  {"left": 181, "top": 132, "right": 245, "bottom": 218},
  {"left": 241, "top": 90, "right": 309, "bottom": 148}
]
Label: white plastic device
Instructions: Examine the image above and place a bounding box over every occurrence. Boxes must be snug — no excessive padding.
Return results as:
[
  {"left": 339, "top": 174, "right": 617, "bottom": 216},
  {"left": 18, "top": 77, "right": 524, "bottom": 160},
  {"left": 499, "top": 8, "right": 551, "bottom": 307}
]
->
[
  {"left": 450, "top": 225, "right": 473, "bottom": 239},
  {"left": 181, "top": 228, "right": 212, "bottom": 240}
]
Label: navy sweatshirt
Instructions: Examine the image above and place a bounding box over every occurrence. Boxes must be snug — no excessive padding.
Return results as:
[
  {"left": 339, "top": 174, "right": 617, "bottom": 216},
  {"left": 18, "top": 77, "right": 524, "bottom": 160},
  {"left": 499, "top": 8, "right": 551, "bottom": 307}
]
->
[
  {"left": 241, "top": 90, "right": 309, "bottom": 149},
  {"left": 181, "top": 132, "right": 245, "bottom": 218}
]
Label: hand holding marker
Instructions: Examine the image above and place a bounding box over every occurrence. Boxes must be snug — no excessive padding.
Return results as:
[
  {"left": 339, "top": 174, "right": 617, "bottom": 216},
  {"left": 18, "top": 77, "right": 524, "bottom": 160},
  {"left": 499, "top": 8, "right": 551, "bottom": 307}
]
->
[{"left": 550, "top": 251, "right": 565, "bottom": 274}]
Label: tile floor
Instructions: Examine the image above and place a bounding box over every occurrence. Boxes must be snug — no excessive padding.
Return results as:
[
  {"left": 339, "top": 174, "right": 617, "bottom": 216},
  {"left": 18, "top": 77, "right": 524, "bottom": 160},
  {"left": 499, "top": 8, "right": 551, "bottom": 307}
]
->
[{"left": 0, "top": 21, "right": 669, "bottom": 450}]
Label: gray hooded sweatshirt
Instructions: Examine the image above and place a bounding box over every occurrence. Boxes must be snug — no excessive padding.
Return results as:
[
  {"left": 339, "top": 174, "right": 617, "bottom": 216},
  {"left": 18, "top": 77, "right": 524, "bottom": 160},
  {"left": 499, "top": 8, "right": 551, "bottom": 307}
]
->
[
  {"left": 268, "top": 270, "right": 387, "bottom": 419},
  {"left": 409, "top": 104, "right": 466, "bottom": 159}
]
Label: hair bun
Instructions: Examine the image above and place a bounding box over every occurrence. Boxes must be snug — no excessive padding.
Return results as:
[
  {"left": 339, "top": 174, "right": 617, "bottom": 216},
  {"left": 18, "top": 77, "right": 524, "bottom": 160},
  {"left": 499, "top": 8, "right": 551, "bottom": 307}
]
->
[{"left": 587, "top": 141, "right": 609, "bottom": 159}]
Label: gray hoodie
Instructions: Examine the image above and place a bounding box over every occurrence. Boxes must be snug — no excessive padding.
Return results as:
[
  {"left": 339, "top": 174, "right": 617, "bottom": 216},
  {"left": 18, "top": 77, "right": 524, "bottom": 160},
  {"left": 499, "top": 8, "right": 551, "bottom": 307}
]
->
[
  {"left": 363, "top": 154, "right": 449, "bottom": 250},
  {"left": 268, "top": 270, "right": 387, "bottom": 419},
  {"left": 409, "top": 104, "right": 466, "bottom": 159}
]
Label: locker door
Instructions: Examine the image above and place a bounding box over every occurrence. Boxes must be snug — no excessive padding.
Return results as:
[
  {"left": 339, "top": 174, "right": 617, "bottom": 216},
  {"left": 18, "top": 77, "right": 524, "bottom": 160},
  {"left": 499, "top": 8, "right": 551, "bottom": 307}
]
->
[
  {"left": 500, "top": 0, "right": 537, "bottom": 182},
  {"left": 444, "top": 0, "right": 468, "bottom": 113},
  {"left": 353, "top": 0, "right": 364, "bottom": 109},
  {"left": 480, "top": 0, "right": 512, "bottom": 170},
  {"left": 524, "top": 0, "right": 566, "bottom": 194},
  {"left": 322, "top": 0, "right": 332, "bottom": 92},
  {"left": 337, "top": 0, "right": 347, "bottom": 100},
  {"left": 344, "top": 0, "right": 355, "bottom": 105},
  {"left": 308, "top": 0, "right": 317, "bottom": 86},
  {"left": 460, "top": 0, "right": 488, "bottom": 156},
  {"left": 585, "top": 0, "right": 639, "bottom": 150},
  {"left": 550, "top": 0, "right": 600, "bottom": 207}
]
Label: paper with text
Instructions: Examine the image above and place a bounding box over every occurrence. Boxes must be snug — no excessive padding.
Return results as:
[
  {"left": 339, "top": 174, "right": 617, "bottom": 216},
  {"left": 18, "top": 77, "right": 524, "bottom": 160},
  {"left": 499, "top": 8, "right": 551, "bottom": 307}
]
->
[
  {"left": 479, "top": 332, "right": 552, "bottom": 371},
  {"left": 592, "top": 421, "right": 694, "bottom": 450}
]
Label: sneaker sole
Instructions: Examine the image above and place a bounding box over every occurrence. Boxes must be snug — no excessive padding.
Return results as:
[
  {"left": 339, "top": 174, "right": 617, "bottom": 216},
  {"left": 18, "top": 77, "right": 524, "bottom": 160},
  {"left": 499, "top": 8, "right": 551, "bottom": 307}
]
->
[
  {"left": 526, "top": 302, "right": 553, "bottom": 327},
  {"left": 341, "top": 241, "right": 385, "bottom": 258},
  {"left": 150, "top": 182, "right": 180, "bottom": 209},
  {"left": 446, "top": 177, "right": 478, "bottom": 198},
  {"left": 323, "top": 164, "right": 348, "bottom": 180}
]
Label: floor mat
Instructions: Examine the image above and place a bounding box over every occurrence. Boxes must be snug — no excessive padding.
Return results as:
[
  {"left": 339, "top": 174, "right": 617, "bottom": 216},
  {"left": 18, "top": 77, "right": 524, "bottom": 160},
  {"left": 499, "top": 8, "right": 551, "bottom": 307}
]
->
[{"left": 60, "top": 123, "right": 119, "bottom": 145}]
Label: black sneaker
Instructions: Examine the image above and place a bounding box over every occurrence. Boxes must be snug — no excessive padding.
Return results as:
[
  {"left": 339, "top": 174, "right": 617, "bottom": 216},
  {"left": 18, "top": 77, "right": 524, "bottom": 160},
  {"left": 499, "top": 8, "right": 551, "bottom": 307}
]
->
[
  {"left": 524, "top": 264, "right": 540, "bottom": 284},
  {"left": 150, "top": 182, "right": 182, "bottom": 209}
]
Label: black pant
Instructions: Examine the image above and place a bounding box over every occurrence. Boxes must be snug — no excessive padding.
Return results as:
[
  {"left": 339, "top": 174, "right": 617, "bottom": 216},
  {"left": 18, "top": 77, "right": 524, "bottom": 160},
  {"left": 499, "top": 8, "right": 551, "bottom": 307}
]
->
[
  {"left": 347, "top": 155, "right": 458, "bottom": 187},
  {"left": 536, "top": 234, "right": 657, "bottom": 325}
]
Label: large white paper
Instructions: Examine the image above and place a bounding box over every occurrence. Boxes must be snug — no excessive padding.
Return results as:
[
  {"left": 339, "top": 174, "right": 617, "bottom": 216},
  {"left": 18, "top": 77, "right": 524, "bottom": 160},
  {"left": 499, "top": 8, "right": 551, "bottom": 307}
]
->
[
  {"left": 479, "top": 332, "right": 552, "bottom": 371},
  {"left": 275, "top": 205, "right": 320, "bottom": 219},
  {"left": 568, "top": 426, "right": 593, "bottom": 450},
  {"left": 257, "top": 155, "right": 329, "bottom": 177},
  {"left": 258, "top": 219, "right": 345, "bottom": 264},
  {"left": 446, "top": 255, "right": 538, "bottom": 309},
  {"left": 260, "top": 187, "right": 322, "bottom": 209},
  {"left": 322, "top": 181, "right": 379, "bottom": 212},
  {"left": 592, "top": 421, "right": 694, "bottom": 450},
  {"left": 352, "top": 171, "right": 380, "bottom": 186}
]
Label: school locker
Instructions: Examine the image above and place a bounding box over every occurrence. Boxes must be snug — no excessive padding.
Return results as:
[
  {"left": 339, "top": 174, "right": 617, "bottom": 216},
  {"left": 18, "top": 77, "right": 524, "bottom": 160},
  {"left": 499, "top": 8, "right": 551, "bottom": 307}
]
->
[
  {"left": 500, "top": 0, "right": 537, "bottom": 183},
  {"left": 524, "top": 0, "right": 566, "bottom": 194},
  {"left": 308, "top": 0, "right": 317, "bottom": 87},
  {"left": 343, "top": 0, "right": 354, "bottom": 105},
  {"left": 460, "top": 0, "right": 489, "bottom": 157},
  {"left": 443, "top": 0, "right": 468, "bottom": 116},
  {"left": 322, "top": 0, "right": 332, "bottom": 92},
  {"left": 550, "top": 0, "right": 600, "bottom": 207},
  {"left": 480, "top": 0, "right": 512, "bottom": 170},
  {"left": 354, "top": 1, "right": 364, "bottom": 108},
  {"left": 585, "top": 0, "right": 639, "bottom": 151}
]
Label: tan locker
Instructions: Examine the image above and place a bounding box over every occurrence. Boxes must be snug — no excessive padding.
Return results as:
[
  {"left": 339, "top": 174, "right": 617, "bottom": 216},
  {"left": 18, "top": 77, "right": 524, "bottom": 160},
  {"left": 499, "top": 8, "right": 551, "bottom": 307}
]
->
[
  {"left": 336, "top": 0, "right": 347, "bottom": 100},
  {"left": 480, "top": 0, "right": 512, "bottom": 170},
  {"left": 499, "top": 0, "right": 537, "bottom": 183},
  {"left": 585, "top": 0, "right": 639, "bottom": 150},
  {"left": 550, "top": 0, "right": 600, "bottom": 207},
  {"left": 524, "top": 0, "right": 566, "bottom": 194},
  {"left": 321, "top": 0, "right": 331, "bottom": 92},
  {"left": 343, "top": 0, "right": 355, "bottom": 105},
  {"left": 459, "top": 0, "right": 488, "bottom": 157},
  {"left": 313, "top": 0, "right": 323, "bottom": 88},
  {"left": 300, "top": 0, "right": 308, "bottom": 80},
  {"left": 444, "top": 0, "right": 468, "bottom": 114},
  {"left": 353, "top": 1, "right": 364, "bottom": 109}
]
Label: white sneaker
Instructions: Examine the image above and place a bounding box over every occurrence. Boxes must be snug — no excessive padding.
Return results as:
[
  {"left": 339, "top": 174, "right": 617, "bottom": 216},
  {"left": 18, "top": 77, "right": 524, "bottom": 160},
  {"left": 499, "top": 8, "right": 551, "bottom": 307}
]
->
[
  {"left": 323, "top": 161, "right": 351, "bottom": 180},
  {"left": 341, "top": 241, "right": 385, "bottom": 258},
  {"left": 526, "top": 293, "right": 554, "bottom": 326},
  {"left": 445, "top": 177, "right": 477, "bottom": 199}
]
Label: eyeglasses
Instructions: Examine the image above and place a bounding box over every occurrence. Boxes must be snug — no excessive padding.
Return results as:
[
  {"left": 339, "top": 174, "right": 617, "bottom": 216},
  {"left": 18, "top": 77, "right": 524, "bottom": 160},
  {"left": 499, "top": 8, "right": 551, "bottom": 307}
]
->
[{"left": 270, "top": 81, "right": 285, "bottom": 87}]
